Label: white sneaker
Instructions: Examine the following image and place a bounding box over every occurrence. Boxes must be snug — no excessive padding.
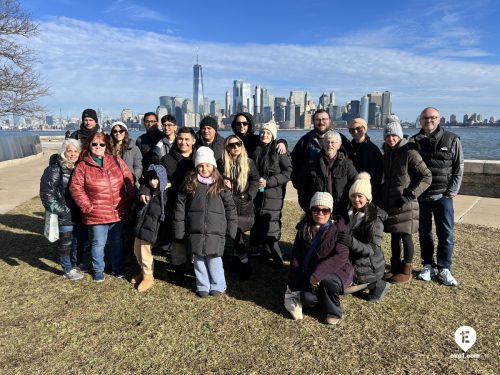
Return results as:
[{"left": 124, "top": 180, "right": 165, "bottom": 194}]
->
[
  {"left": 64, "top": 268, "right": 84, "bottom": 281},
  {"left": 438, "top": 268, "right": 458, "bottom": 286},
  {"left": 417, "top": 264, "right": 436, "bottom": 281}
]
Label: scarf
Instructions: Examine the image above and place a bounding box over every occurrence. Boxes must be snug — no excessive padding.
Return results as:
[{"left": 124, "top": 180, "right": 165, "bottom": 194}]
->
[{"left": 197, "top": 174, "right": 214, "bottom": 185}]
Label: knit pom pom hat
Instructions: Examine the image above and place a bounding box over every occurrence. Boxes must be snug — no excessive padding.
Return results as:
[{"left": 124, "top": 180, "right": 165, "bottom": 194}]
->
[
  {"left": 194, "top": 146, "right": 217, "bottom": 168},
  {"left": 260, "top": 121, "right": 277, "bottom": 140},
  {"left": 349, "top": 172, "right": 373, "bottom": 202}
]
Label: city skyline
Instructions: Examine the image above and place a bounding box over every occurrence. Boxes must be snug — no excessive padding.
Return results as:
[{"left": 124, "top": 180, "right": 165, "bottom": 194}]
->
[{"left": 22, "top": 0, "right": 500, "bottom": 121}]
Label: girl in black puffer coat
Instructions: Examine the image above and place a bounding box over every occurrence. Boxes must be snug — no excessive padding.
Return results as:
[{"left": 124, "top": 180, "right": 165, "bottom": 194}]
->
[
  {"left": 337, "top": 173, "right": 390, "bottom": 302},
  {"left": 173, "top": 147, "right": 237, "bottom": 298},
  {"left": 218, "top": 135, "right": 260, "bottom": 280},
  {"left": 252, "top": 122, "right": 292, "bottom": 269},
  {"left": 40, "top": 139, "right": 86, "bottom": 280}
]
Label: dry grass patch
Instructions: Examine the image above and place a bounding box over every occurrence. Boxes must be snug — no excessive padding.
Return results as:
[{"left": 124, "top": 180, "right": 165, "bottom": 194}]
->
[{"left": 0, "top": 198, "right": 498, "bottom": 374}]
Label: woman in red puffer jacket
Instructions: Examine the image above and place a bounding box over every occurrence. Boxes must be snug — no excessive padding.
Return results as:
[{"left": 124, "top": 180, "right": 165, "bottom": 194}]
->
[{"left": 70, "top": 132, "right": 136, "bottom": 282}]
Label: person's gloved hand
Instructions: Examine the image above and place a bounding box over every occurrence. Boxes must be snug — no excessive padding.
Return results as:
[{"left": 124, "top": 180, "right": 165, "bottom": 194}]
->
[{"left": 337, "top": 233, "right": 353, "bottom": 247}]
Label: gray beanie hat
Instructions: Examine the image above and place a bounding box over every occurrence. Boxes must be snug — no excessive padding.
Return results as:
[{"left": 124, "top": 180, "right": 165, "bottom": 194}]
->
[
  {"left": 384, "top": 117, "right": 403, "bottom": 140},
  {"left": 309, "top": 192, "right": 334, "bottom": 211}
]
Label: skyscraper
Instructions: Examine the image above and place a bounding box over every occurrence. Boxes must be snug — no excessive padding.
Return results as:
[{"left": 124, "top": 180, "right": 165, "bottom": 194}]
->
[
  {"left": 193, "top": 56, "right": 205, "bottom": 115},
  {"left": 359, "top": 96, "right": 369, "bottom": 121},
  {"left": 381, "top": 90, "right": 392, "bottom": 124},
  {"left": 233, "top": 80, "right": 252, "bottom": 114}
]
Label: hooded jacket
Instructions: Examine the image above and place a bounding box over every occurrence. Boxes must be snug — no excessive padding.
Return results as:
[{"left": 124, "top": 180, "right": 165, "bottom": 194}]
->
[
  {"left": 133, "top": 164, "right": 168, "bottom": 243},
  {"left": 70, "top": 154, "right": 136, "bottom": 225},
  {"left": 231, "top": 112, "right": 260, "bottom": 157},
  {"left": 381, "top": 138, "right": 432, "bottom": 234}
]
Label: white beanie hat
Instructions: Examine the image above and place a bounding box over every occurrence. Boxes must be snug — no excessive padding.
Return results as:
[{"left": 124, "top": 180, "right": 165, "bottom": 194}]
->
[
  {"left": 260, "top": 121, "right": 277, "bottom": 140},
  {"left": 195, "top": 146, "right": 217, "bottom": 168},
  {"left": 309, "top": 192, "right": 334, "bottom": 211},
  {"left": 349, "top": 172, "right": 373, "bottom": 202},
  {"left": 111, "top": 121, "right": 128, "bottom": 132}
]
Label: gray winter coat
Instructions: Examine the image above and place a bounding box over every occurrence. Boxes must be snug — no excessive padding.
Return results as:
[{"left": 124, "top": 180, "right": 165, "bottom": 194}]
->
[
  {"left": 173, "top": 179, "right": 238, "bottom": 257},
  {"left": 121, "top": 139, "right": 143, "bottom": 182},
  {"left": 381, "top": 138, "right": 432, "bottom": 234}
]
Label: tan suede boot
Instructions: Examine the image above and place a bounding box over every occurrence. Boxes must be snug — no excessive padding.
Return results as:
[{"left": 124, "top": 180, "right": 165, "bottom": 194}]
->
[
  {"left": 130, "top": 273, "right": 143, "bottom": 284},
  {"left": 383, "top": 258, "right": 401, "bottom": 281},
  {"left": 391, "top": 263, "right": 413, "bottom": 284},
  {"left": 137, "top": 274, "right": 154, "bottom": 292}
]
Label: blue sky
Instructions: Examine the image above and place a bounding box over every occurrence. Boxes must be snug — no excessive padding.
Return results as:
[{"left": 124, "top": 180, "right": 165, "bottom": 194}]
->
[{"left": 23, "top": 0, "right": 500, "bottom": 121}]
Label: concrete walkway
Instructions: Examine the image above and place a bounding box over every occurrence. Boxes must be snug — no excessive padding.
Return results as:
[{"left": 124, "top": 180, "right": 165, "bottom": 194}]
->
[{"left": 0, "top": 143, "right": 498, "bottom": 228}]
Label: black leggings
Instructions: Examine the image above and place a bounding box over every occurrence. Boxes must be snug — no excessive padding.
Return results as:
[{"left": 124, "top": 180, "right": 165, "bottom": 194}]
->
[{"left": 391, "top": 233, "right": 414, "bottom": 263}]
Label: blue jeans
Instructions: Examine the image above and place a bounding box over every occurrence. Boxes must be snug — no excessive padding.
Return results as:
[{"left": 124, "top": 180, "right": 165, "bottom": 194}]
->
[
  {"left": 89, "top": 222, "right": 124, "bottom": 275},
  {"left": 194, "top": 255, "right": 226, "bottom": 293},
  {"left": 58, "top": 226, "right": 74, "bottom": 273},
  {"left": 71, "top": 224, "right": 88, "bottom": 267},
  {"left": 418, "top": 197, "right": 455, "bottom": 270}
]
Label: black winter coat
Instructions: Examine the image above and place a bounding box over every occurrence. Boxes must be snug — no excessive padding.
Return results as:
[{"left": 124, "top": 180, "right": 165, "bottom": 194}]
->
[
  {"left": 136, "top": 130, "right": 166, "bottom": 170},
  {"left": 303, "top": 151, "right": 358, "bottom": 215},
  {"left": 288, "top": 216, "right": 354, "bottom": 293},
  {"left": 133, "top": 189, "right": 167, "bottom": 243},
  {"left": 347, "top": 203, "right": 387, "bottom": 285},
  {"left": 39, "top": 154, "right": 79, "bottom": 226},
  {"left": 217, "top": 158, "right": 260, "bottom": 232},
  {"left": 253, "top": 144, "right": 292, "bottom": 241},
  {"left": 196, "top": 132, "right": 225, "bottom": 162},
  {"left": 173, "top": 181, "right": 238, "bottom": 257},
  {"left": 349, "top": 136, "right": 383, "bottom": 205}
]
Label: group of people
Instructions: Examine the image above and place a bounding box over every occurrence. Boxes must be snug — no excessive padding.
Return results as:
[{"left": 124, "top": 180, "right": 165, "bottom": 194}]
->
[{"left": 40, "top": 105, "right": 464, "bottom": 325}]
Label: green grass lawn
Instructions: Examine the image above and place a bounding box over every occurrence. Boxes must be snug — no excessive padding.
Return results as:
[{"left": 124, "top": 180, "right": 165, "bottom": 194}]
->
[{"left": 0, "top": 198, "right": 498, "bottom": 374}]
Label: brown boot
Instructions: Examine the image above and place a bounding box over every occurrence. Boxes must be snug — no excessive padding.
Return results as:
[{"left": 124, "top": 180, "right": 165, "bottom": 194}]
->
[
  {"left": 383, "top": 258, "right": 401, "bottom": 281},
  {"left": 391, "top": 263, "right": 413, "bottom": 284},
  {"left": 130, "top": 273, "right": 143, "bottom": 284},
  {"left": 137, "top": 274, "right": 154, "bottom": 292}
]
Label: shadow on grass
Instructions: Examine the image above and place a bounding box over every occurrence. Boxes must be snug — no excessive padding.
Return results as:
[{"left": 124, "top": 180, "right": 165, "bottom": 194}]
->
[{"left": 0, "top": 211, "right": 61, "bottom": 275}]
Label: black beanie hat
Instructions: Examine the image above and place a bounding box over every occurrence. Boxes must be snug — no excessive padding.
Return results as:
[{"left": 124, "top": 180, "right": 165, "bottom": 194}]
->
[
  {"left": 81, "top": 108, "right": 98, "bottom": 123},
  {"left": 199, "top": 116, "right": 218, "bottom": 130}
]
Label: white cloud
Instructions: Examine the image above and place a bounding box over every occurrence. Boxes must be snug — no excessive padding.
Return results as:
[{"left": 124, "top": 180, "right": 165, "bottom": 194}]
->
[{"left": 31, "top": 17, "right": 500, "bottom": 121}]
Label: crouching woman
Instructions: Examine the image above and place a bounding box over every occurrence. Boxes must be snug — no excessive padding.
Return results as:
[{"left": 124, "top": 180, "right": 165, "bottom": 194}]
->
[
  {"left": 337, "top": 172, "right": 390, "bottom": 302},
  {"left": 285, "top": 192, "right": 353, "bottom": 325}
]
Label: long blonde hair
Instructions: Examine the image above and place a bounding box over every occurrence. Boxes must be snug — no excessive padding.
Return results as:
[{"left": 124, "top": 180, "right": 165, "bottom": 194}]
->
[{"left": 223, "top": 135, "right": 249, "bottom": 193}]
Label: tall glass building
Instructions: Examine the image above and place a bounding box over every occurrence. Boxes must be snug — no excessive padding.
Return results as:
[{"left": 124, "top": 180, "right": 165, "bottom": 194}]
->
[{"left": 193, "top": 58, "right": 205, "bottom": 115}]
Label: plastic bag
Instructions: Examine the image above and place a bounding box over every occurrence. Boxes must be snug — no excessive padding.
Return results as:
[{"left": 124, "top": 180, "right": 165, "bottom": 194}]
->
[{"left": 44, "top": 211, "right": 59, "bottom": 243}]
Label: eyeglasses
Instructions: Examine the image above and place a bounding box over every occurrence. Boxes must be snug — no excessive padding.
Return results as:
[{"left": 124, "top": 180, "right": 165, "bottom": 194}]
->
[
  {"left": 113, "top": 129, "right": 125, "bottom": 134},
  {"left": 236, "top": 121, "right": 249, "bottom": 126},
  {"left": 145, "top": 120, "right": 157, "bottom": 124},
  {"left": 349, "top": 126, "right": 364, "bottom": 134},
  {"left": 311, "top": 207, "right": 331, "bottom": 215},
  {"left": 91, "top": 142, "right": 106, "bottom": 148},
  {"left": 162, "top": 123, "right": 176, "bottom": 127},
  {"left": 421, "top": 116, "right": 439, "bottom": 121},
  {"left": 227, "top": 141, "right": 242, "bottom": 149}
]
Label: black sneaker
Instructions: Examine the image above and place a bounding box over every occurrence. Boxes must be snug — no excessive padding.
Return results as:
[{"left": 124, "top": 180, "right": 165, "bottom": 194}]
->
[
  {"left": 209, "top": 290, "right": 224, "bottom": 297},
  {"left": 196, "top": 291, "right": 209, "bottom": 298}
]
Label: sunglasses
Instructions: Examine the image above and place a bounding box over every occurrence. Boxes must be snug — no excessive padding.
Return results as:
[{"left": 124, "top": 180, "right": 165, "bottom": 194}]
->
[
  {"left": 227, "top": 141, "right": 242, "bottom": 149},
  {"left": 349, "top": 126, "right": 364, "bottom": 134},
  {"left": 311, "top": 207, "right": 331, "bottom": 215},
  {"left": 91, "top": 142, "right": 106, "bottom": 148},
  {"left": 236, "top": 121, "right": 249, "bottom": 126},
  {"left": 113, "top": 129, "right": 125, "bottom": 134}
]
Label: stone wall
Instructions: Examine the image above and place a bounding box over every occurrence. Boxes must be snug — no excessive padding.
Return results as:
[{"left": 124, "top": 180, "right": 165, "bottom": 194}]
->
[{"left": 460, "top": 160, "right": 500, "bottom": 198}]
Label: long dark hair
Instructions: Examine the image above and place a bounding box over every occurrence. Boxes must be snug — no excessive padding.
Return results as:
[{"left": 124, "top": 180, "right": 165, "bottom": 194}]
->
[
  {"left": 110, "top": 124, "right": 131, "bottom": 157},
  {"left": 253, "top": 139, "right": 277, "bottom": 178}
]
